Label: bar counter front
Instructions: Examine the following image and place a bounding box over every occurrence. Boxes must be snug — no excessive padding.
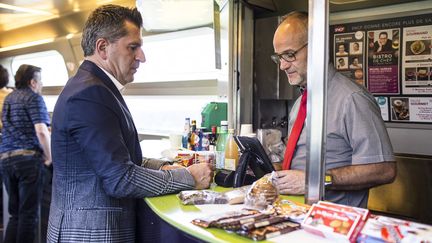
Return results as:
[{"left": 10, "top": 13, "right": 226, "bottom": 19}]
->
[{"left": 136, "top": 185, "right": 333, "bottom": 243}]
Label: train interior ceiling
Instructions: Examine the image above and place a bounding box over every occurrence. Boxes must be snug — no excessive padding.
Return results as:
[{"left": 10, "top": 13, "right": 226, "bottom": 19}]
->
[{"left": 0, "top": 0, "right": 431, "bottom": 225}]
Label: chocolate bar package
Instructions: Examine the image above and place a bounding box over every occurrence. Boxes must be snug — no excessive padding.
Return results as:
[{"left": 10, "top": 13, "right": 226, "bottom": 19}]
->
[
  {"left": 213, "top": 212, "right": 271, "bottom": 230},
  {"left": 238, "top": 221, "right": 300, "bottom": 241},
  {"left": 240, "top": 215, "right": 288, "bottom": 231},
  {"left": 191, "top": 209, "right": 260, "bottom": 228}
]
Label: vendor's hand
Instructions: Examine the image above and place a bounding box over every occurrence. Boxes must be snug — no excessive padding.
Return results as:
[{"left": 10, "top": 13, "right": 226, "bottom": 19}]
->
[
  {"left": 44, "top": 159, "right": 52, "bottom": 167},
  {"left": 187, "top": 163, "right": 215, "bottom": 190},
  {"left": 273, "top": 170, "right": 305, "bottom": 195}
]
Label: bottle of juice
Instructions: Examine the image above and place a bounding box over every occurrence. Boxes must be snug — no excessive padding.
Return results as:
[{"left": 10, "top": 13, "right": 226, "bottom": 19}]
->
[
  {"left": 224, "top": 128, "right": 239, "bottom": 171},
  {"left": 215, "top": 121, "right": 228, "bottom": 169},
  {"left": 189, "top": 120, "right": 197, "bottom": 150}
]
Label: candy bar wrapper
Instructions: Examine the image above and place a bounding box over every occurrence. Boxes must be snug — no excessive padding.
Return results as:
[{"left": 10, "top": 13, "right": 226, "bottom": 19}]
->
[
  {"left": 302, "top": 204, "right": 363, "bottom": 243},
  {"left": 357, "top": 215, "right": 432, "bottom": 243},
  {"left": 238, "top": 221, "right": 300, "bottom": 241},
  {"left": 240, "top": 215, "right": 288, "bottom": 231},
  {"left": 178, "top": 190, "right": 227, "bottom": 205},
  {"left": 191, "top": 209, "right": 259, "bottom": 228},
  {"left": 214, "top": 213, "right": 271, "bottom": 230}
]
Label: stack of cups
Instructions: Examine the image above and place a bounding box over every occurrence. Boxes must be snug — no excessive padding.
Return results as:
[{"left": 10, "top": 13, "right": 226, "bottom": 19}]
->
[{"left": 240, "top": 124, "right": 255, "bottom": 137}]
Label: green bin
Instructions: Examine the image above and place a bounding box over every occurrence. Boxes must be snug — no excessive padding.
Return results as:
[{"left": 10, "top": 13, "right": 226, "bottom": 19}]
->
[{"left": 201, "top": 102, "right": 227, "bottom": 130}]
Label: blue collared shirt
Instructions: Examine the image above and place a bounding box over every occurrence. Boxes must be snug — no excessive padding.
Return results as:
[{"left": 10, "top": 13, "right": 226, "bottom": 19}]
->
[{"left": 1, "top": 87, "right": 50, "bottom": 153}]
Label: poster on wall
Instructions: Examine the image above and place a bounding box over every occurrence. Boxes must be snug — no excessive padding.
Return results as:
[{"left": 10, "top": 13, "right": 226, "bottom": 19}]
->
[
  {"left": 334, "top": 32, "right": 366, "bottom": 86},
  {"left": 401, "top": 25, "right": 432, "bottom": 94},
  {"left": 366, "top": 29, "right": 400, "bottom": 94},
  {"left": 375, "top": 96, "right": 390, "bottom": 121},
  {"left": 390, "top": 97, "right": 432, "bottom": 122}
]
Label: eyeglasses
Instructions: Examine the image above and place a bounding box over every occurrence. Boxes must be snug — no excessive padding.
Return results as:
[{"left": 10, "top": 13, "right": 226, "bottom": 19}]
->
[{"left": 271, "top": 43, "right": 308, "bottom": 64}]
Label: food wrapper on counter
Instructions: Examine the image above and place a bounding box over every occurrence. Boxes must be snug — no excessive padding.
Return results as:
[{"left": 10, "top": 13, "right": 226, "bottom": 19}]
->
[
  {"left": 178, "top": 185, "right": 251, "bottom": 205},
  {"left": 178, "top": 190, "right": 227, "bottom": 205},
  {"left": 302, "top": 203, "right": 365, "bottom": 243},
  {"left": 191, "top": 208, "right": 260, "bottom": 228},
  {"left": 357, "top": 215, "right": 432, "bottom": 243},
  {"left": 237, "top": 221, "right": 300, "bottom": 241},
  {"left": 269, "top": 198, "right": 310, "bottom": 223},
  {"left": 244, "top": 172, "right": 279, "bottom": 209}
]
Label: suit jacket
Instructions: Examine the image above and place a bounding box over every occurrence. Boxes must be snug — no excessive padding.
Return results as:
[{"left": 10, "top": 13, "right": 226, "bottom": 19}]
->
[{"left": 47, "top": 60, "right": 195, "bottom": 242}]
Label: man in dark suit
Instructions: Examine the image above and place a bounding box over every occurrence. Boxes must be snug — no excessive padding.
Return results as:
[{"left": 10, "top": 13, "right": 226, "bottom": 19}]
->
[{"left": 47, "top": 5, "right": 213, "bottom": 242}]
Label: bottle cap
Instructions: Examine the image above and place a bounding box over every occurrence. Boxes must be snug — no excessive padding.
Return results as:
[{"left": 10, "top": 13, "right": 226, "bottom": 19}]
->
[{"left": 221, "top": 120, "right": 228, "bottom": 126}]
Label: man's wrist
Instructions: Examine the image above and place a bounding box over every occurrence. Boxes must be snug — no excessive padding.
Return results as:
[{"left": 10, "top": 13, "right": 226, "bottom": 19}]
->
[{"left": 325, "top": 173, "right": 333, "bottom": 187}]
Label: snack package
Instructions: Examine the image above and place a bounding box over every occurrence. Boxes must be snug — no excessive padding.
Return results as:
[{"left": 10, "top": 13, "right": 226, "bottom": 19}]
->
[
  {"left": 271, "top": 198, "right": 310, "bottom": 223},
  {"left": 223, "top": 185, "right": 251, "bottom": 205},
  {"left": 244, "top": 172, "right": 279, "bottom": 209},
  {"left": 357, "top": 215, "right": 432, "bottom": 243},
  {"left": 302, "top": 204, "right": 363, "bottom": 243},
  {"left": 237, "top": 221, "right": 300, "bottom": 241},
  {"left": 191, "top": 209, "right": 260, "bottom": 228},
  {"left": 178, "top": 190, "right": 227, "bottom": 205}
]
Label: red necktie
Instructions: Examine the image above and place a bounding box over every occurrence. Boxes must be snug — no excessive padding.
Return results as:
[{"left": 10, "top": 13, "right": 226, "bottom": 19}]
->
[{"left": 282, "top": 90, "right": 307, "bottom": 170}]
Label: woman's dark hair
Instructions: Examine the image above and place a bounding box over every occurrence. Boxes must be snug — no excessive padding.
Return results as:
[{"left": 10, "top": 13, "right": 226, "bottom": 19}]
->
[
  {"left": 81, "top": 4, "right": 143, "bottom": 57},
  {"left": 14, "top": 64, "right": 41, "bottom": 89},
  {"left": 0, "top": 64, "right": 9, "bottom": 89}
]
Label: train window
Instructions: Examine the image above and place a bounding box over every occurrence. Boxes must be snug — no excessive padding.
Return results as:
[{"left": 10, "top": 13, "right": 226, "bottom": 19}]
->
[
  {"left": 136, "top": 27, "right": 218, "bottom": 82},
  {"left": 11, "top": 50, "right": 68, "bottom": 87},
  {"left": 124, "top": 95, "right": 217, "bottom": 136}
]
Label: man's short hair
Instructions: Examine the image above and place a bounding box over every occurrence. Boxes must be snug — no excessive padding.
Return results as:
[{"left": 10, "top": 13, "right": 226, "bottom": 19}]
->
[
  {"left": 14, "top": 64, "right": 41, "bottom": 89},
  {"left": 81, "top": 4, "right": 143, "bottom": 57},
  {"left": 379, "top": 32, "right": 388, "bottom": 38},
  {"left": 280, "top": 11, "right": 308, "bottom": 43},
  {"left": 0, "top": 64, "right": 9, "bottom": 89}
]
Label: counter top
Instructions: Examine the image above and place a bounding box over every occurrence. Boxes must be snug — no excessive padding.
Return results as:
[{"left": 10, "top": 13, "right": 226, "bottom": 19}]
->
[{"left": 144, "top": 185, "right": 333, "bottom": 243}]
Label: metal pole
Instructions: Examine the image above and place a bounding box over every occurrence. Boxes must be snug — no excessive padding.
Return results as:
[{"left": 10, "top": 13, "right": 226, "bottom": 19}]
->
[{"left": 305, "top": 0, "right": 329, "bottom": 204}]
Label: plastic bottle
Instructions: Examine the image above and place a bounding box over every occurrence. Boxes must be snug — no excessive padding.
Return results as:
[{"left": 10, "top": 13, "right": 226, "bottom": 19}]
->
[
  {"left": 182, "top": 118, "right": 191, "bottom": 149},
  {"left": 208, "top": 126, "right": 217, "bottom": 151},
  {"left": 215, "top": 121, "right": 228, "bottom": 169},
  {"left": 224, "top": 128, "right": 239, "bottom": 171},
  {"left": 189, "top": 120, "right": 198, "bottom": 151}
]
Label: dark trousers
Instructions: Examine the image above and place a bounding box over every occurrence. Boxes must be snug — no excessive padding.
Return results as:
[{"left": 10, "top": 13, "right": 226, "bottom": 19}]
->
[{"left": 0, "top": 153, "right": 43, "bottom": 243}]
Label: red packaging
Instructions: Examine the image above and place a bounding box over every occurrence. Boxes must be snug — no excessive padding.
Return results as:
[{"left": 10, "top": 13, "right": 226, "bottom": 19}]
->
[
  {"left": 302, "top": 204, "right": 363, "bottom": 242},
  {"left": 357, "top": 214, "right": 432, "bottom": 243},
  {"left": 317, "top": 201, "right": 369, "bottom": 240},
  {"left": 317, "top": 201, "right": 369, "bottom": 221}
]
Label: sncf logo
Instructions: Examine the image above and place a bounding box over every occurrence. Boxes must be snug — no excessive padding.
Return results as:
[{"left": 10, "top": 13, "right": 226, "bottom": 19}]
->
[{"left": 334, "top": 26, "right": 345, "bottom": 33}]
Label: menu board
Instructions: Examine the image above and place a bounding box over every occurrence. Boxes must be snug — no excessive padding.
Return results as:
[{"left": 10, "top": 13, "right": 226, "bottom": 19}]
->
[{"left": 330, "top": 13, "right": 432, "bottom": 124}]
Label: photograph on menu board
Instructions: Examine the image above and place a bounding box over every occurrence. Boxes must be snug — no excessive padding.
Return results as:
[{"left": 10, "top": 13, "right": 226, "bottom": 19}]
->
[
  {"left": 367, "top": 29, "right": 400, "bottom": 94},
  {"left": 334, "top": 31, "right": 366, "bottom": 86}
]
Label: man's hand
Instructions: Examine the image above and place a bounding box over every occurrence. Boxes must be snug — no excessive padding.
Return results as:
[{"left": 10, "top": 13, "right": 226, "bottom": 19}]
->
[
  {"left": 187, "top": 163, "right": 215, "bottom": 189},
  {"left": 161, "top": 164, "right": 184, "bottom": 170},
  {"left": 274, "top": 170, "right": 305, "bottom": 195},
  {"left": 44, "top": 159, "right": 52, "bottom": 167}
]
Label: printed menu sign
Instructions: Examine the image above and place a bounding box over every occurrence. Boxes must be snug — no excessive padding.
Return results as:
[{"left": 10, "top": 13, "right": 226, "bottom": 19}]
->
[
  {"left": 390, "top": 97, "right": 432, "bottom": 123},
  {"left": 375, "top": 97, "right": 389, "bottom": 121},
  {"left": 334, "top": 32, "right": 366, "bottom": 86},
  {"left": 402, "top": 25, "right": 432, "bottom": 94},
  {"left": 330, "top": 13, "right": 432, "bottom": 123},
  {"left": 367, "top": 29, "right": 400, "bottom": 94}
]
